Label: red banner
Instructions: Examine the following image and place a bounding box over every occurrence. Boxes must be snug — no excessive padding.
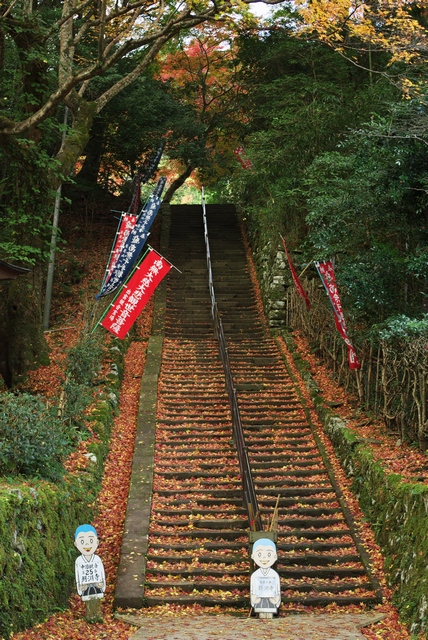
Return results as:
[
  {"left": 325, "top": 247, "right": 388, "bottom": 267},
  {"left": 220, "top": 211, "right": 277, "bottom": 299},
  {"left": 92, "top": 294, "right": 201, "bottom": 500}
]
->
[
  {"left": 234, "top": 146, "right": 253, "bottom": 170},
  {"left": 315, "top": 261, "right": 361, "bottom": 369},
  {"left": 281, "top": 236, "right": 310, "bottom": 311},
  {"left": 101, "top": 249, "right": 171, "bottom": 339},
  {"left": 107, "top": 214, "right": 138, "bottom": 281}
]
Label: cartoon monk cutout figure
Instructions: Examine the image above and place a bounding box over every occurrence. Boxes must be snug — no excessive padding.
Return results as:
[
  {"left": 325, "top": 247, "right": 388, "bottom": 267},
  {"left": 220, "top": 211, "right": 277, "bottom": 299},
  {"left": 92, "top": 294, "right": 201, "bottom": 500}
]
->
[
  {"left": 250, "top": 538, "right": 281, "bottom": 617},
  {"left": 74, "top": 524, "right": 106, "bottom": 622}
]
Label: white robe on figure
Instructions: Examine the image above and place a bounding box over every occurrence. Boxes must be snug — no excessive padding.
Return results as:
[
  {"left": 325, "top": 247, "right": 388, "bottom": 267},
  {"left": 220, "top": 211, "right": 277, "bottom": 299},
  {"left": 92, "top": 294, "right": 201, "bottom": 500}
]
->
[
  {"left": 75, "top": 553, "right": 106, "bottom": 601},
  {"left": 250, "top": 567, "right": 281, "bottom": 613}
]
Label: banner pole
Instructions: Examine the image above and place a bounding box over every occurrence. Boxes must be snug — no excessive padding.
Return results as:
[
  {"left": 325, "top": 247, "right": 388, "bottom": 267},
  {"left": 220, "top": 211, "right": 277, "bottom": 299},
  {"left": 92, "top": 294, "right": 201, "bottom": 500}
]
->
[
  {"left": 279, "top": 235, "right": 313, "bottom": 280},
  {"left": 91, "top": 294, "right": 118, "bottom": 336},
  {"left": 146, "top": 245, "right": 182, "bottom": 274},
  {"left": 83, "top": 299, "right": 99, "bottom": 336},
  {"left": 298, "top": 260, "right": 314, "bottom": 279},
  {"left": 91, "top": 248, "right": 152, "bottom": 334}
]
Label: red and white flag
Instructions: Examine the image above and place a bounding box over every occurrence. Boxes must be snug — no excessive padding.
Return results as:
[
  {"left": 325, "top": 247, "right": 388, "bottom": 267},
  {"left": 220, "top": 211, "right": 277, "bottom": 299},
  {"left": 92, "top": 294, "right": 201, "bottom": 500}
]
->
[
  {"left": 101, "top": 248, "right": 171, "bottom": 339},
  {"left": 315, "top": 261, "right": 361, "bottom": 369},
  {"left": 281, "top": 236, "right": 310, "bottom": 311},
  {"left": 107, "top": 213, "right": 138, "bottom": 281}
]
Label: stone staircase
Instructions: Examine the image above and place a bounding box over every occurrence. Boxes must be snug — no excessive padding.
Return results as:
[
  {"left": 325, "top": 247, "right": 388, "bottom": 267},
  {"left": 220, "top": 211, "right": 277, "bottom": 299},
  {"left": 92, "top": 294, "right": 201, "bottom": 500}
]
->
[{"left": 143, "top": 204, "right": 381, "bottom": 610}]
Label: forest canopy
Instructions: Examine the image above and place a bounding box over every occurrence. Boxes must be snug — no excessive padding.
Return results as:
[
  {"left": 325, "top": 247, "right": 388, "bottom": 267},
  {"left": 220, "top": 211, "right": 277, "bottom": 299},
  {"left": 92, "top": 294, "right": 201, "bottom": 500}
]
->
[
  {"left": 0, "top": 0, "right": 427, "bottom": 384},
  {"left": 213, "top": 2, "right": 428, "bottom": 330},
  {"left": 0, "top": 0, "right": 268, "bottom": 383}
]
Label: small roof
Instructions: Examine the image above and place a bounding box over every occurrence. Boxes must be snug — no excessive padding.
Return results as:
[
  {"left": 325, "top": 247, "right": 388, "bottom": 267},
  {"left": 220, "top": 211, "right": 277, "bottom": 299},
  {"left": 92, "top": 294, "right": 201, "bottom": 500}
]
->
[{"left": 0, "top": 260, "right": 31, "bottom": 281}]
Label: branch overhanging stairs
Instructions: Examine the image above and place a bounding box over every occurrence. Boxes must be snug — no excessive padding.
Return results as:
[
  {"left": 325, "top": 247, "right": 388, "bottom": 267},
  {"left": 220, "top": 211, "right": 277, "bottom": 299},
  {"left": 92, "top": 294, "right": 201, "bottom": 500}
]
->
[{"left": 143, "top": 201, "right": 382, "bottom": 610}]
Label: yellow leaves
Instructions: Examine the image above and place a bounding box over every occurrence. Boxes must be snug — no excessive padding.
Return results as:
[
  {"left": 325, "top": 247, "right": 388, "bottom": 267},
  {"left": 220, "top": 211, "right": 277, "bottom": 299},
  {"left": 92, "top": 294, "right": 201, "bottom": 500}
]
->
[
  {"left": 401, "top": 77, "right": 420, "bottom": 97},
  {"left": 294, "top": 0, "right": 428, "bottom": 73},
  {"left": 295, "top": 0, "right": 351, "bottom": 38}
]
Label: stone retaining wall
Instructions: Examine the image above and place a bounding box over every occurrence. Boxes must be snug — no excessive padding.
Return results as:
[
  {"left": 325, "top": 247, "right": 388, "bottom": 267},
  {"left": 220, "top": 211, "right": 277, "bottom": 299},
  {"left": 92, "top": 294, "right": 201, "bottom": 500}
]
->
[
  {"left": 288, "top": 337, "right": 428, "bottom": 635},
  {"left": 246, "top": 236, "right": 288, "bottom": 328},
  {"left": 0, "top": 339, "right": 127, "bottom": 639}
]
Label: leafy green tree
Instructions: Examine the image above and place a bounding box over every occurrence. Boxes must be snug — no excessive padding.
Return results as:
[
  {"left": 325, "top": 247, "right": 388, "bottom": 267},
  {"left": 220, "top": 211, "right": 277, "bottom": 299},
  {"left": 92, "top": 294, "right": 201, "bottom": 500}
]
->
[
  {"left": 212, "top": 5, "right": 428, "bottom": 331},
  {"left": 294, "top": 0, "right": 428, "bottom": 95},
  {"left": 75, "top": 73, "right": 185, "bottom": 194},
  {"left": 155, "top": 24, "right": 245, "bottom": 202},
  {"left": 0, "top": 0, "right": 272, "bottom": 383},
  {"left": 304, "top": 103, "right": 428, "bottom": 324},
  {"left": 229, "top": 10, "right": 397, "bottom": 250}
]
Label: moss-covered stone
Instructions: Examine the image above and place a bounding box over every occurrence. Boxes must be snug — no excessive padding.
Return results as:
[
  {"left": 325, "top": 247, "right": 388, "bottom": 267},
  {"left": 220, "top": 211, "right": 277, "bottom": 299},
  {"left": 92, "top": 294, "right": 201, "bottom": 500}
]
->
[
  {"left": 0, "top": 330, "right": 128, "bottom": 638},
  {"left": 282, "top": 331, "right": 428, "bottom": 635},
  {"left": 0, "top": 476, "right": 96, "bottom": 638}
]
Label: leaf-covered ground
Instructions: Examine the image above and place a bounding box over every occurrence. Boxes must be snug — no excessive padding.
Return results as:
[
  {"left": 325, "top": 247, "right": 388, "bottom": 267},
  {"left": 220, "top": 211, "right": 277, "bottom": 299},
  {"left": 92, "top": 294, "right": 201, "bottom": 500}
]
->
[
  {"left": 8, "top": 208, "right": 422, "bottom": 639},
  {"left": 289, "top": 331, "right": 428, "bottom": 484}
]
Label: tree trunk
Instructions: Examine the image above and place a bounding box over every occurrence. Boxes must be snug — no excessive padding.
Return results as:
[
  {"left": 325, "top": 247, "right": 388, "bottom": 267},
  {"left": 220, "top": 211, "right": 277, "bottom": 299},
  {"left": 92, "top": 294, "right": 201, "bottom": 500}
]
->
[
  {"left": 55, "top": 96, "right": 98, "bottom": 187},
  {"left": 0, "top": 98, "right": 97, "bottom": 386},
  {"left": 162, "top": 164, "right": 194, "bottom": 203},
  {"left": 75, "top": 115, "right": 106, "bottom": 188},
  {"left": 0, "top": 276, "right": 49, "bottom": 387}
]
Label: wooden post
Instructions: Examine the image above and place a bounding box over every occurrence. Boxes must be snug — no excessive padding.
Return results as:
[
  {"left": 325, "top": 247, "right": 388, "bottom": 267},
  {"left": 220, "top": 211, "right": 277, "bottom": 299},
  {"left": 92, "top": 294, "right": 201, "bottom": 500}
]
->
[
  {"left": 269, "top": 495, "right": 280, "bottom": 532},
  {"left": 85, "top": 598, "right": 103, "bottom": 623}
]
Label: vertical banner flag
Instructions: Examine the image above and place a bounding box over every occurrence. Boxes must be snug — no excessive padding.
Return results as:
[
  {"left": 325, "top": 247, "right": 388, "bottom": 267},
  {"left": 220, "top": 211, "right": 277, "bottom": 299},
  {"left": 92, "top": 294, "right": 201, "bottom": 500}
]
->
[
  {"left": 101, "top": 248, "right": 172, "bottom": 339},
  {"left": 141, "top": 141, "right": 166, "bottom": 184},
  {"left": 315, "top": 261, "right": 361, "bottom": 370},
  {"left": 234, "top": 146, "right": 253, "bottom": 170},
  {"left": 97, "top": 177, "right": 166, "bottom": 298},
  {"left": 281, "top": 236, "right": 310, "bottom": 311},
  {"left": 151, "top": 176, "right": 167, "bottom": 199},
  {"left": 100, "top": 174, "right": 141, "bottom": 289},
  {"left": 106, "top": 214, "right": 138, "bottom": 281}
]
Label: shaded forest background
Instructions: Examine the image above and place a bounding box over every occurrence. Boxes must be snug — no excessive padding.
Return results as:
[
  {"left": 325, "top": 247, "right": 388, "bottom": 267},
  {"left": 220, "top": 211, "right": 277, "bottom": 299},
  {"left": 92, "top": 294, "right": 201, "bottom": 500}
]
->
[{"left": 0, "top": 0, "right": 427, "bottom": 446}]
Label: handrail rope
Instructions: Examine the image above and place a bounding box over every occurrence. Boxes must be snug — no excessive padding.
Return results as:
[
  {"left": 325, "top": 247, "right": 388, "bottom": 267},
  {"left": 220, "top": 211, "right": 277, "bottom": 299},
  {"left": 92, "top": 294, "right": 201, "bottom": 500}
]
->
[{"left": 201, "top": 188, "right": 262, "bottom": 531}]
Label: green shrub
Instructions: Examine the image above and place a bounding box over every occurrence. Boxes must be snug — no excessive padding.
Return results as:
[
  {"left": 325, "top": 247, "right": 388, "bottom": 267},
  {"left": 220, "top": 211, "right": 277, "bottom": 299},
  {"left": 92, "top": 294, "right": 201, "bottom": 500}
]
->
[
  {"left": 65, "top": 334, "right": 103, "bottom": 385},
  {"left": 62, "top": 335, "right": 104, "bottom": 426},
  {"left": 373, "top": 313, "right": 428, "bottom": 341},
  {"left": 0, "top": 393, "right": 71, "bottom": 481}
]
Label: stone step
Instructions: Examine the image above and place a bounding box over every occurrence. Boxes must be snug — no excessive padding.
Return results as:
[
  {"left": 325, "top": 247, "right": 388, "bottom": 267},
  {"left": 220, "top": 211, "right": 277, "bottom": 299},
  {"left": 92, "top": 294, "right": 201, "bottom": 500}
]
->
[{"left": 140, "top": 203, "right": 381, "bottom": 613}]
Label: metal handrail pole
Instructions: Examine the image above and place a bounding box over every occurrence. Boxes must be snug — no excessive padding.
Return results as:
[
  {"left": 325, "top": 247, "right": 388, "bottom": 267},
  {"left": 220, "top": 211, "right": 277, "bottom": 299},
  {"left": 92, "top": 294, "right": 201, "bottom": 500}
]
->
[{"left": 201, "top": 188, "right": 261, "bottom": 531}]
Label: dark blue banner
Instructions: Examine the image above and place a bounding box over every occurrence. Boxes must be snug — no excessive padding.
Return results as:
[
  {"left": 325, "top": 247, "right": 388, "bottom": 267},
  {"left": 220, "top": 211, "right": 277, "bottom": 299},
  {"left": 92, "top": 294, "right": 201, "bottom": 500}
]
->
[
  {"left": 97, "top": 178, "right": 166, "bottom": 298},
  {"left": 141, "top": 141, "right": 166, "bottom": 184}
]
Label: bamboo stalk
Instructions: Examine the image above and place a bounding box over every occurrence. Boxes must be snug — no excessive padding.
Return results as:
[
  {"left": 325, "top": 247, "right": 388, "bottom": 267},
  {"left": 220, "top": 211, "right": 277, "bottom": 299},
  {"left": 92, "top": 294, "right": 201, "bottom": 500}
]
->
[
  {"left": 366, "top": 343, "right": 373, "bottom": 410},
  {"left": 269, "top": 494, "right": 281, "bottom": 532}
]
